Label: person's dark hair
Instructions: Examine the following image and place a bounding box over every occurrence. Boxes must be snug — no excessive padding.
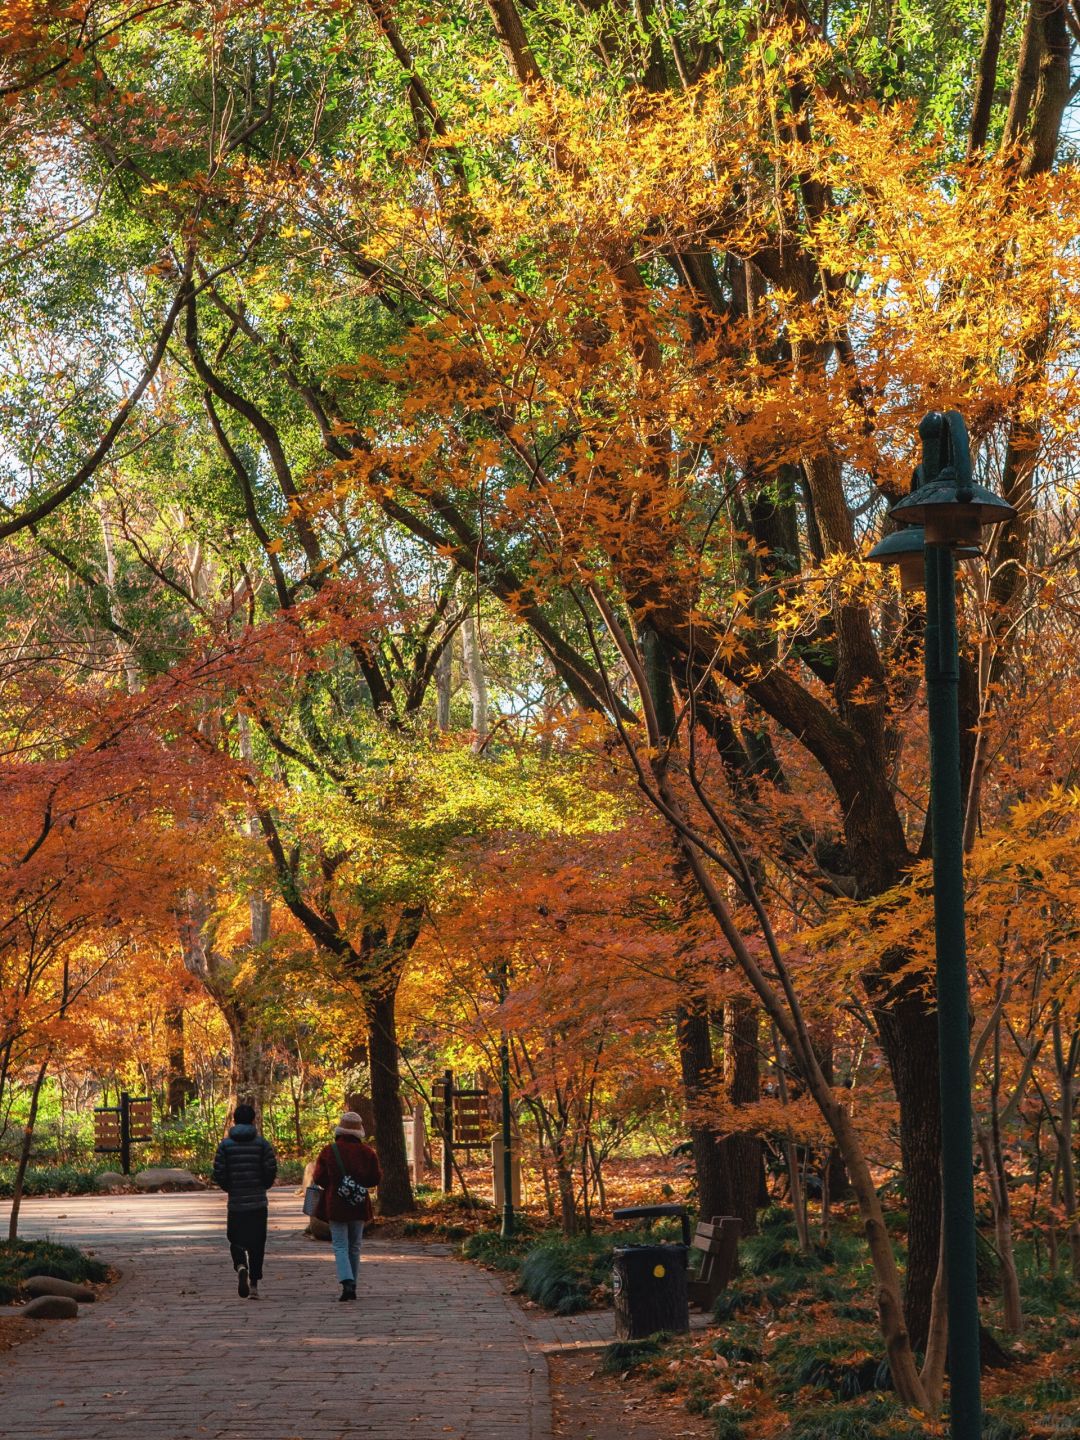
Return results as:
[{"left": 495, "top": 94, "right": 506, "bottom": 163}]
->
[{"left": 234, "top": 1103, "right": 256, "bottom": 1125}]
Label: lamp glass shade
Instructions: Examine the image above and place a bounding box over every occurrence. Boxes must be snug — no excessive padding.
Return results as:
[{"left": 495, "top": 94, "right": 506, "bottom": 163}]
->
[
  {"left": 898, "top": 551, "right": 926, "bottom": 594},
  {"left": 891, "top": 476, "right": 1016, "bottom": 546},
  {"left": 867, "top": 525, "right": 981, "bottom": 595},
  {"left": 923, "top": 506, "right": 984, "bottom": 548}
]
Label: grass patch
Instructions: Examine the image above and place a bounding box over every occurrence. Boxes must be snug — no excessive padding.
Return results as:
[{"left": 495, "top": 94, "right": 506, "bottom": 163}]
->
[
  {"left": 1019, "top": 1267, "right": 1080, "bottom": 1319},
  {"left": 598, "top": 1333, "right": 670, "bottom": 1374},
  {"left": 787, "top": 1393, "right": 928, "bottom": 1439},
  {"left": 0, "top": 1166, "right": 104, "bottom": 1198},
  {"left": 0, "top": 1238, "right": 108, "bottom": 1302},
  {"left": 771, "top": 1326, "right": 891, "bottom": 1399},
  {"left": 711, "top": 1414, "right": 747, "bottom": 1440},
  {"left": 519, "top": 1243, "right": 593, "bottom": 1313},
  {"left": 711, "top": 1334, "right": 762, "bottom": 1364},
  {"left": 461, "top": 1228, "right": 533, "bottom": 1271}
]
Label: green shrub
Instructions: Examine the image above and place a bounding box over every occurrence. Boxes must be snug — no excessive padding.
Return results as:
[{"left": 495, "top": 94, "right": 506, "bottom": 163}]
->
[
  {"left": 508, "top": 1226, "right": 668, "bottom": 1314},
  {"left": 0, "top": 1165, "right": 102, "bottom": 1198},
  {"left": 741, "top": 1229, "right": 823, "bottom": 1277},
  {"left": 519, "top": 1245, "right": 590, "bottom": 1314},
  {"left": 0, "top": 1238, "right": 108, "bottom": 1295},
  {"left": 599, "top": 1335, "right": 669, "bottom": 1374},
  {"left": 789, "top": 1415, "right": 876, "bottom": 1440},
  {"left": 712, "top": 1413, "right": 746, "bottom": 1440},
  {"left": 713, "top": 1284, "right": 767, "bottom": 1321},
  {"left": 461, "top": 1231, "right": 529, "bottom": 1271},
  {"left": 759, "top": 1205, "right": 795, "bottom": 1231},
  {"left": 711, "top": 1334, "right": 762, "bottom": 1364},
  {"left": 837, "top": 1302, "right": 878, "bottom": 1322},
  {"left": 1028, "top": 1376, "right": 1079, "bottom": 1405},
  {"left": 981, "top": 1420, "right": 1023, "bottom": 1440},
  {"left": 1019, "top": 1268, "right": 1080, "bottom": 1319},
  {"left": 787, "top": 1398, "right": 927, "bottom": 1440},
  {"left": 771, "top": 1328, "right": 890, "bottom": 1399},
  {"left": 764, "top": 1273, "right": 806, "bottom": 1307}
]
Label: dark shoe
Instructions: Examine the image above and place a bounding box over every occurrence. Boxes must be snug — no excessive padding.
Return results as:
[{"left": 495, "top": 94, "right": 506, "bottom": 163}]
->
[
  {"left": 237, "top": 1265, "right": 250, "bottom": 1299},
  {"left": 249, "top": 1283, "right": 260, "bottom": 1300},
  {"left": 346, "top": 1281, "right": 357, "bottom": 1301},
  {"left": 339, "top": 1281, "right": 356, "bottom": 1302}
]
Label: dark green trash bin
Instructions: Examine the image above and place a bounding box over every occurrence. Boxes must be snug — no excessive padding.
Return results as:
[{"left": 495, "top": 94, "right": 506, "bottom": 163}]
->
[{"left": 612, "top": 1242, "right": 690, "bottom": 1339}]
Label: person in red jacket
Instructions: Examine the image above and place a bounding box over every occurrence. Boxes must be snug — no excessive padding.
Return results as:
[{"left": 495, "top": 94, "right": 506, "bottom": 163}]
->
[{"left": 312, "top": 1111, "right": 382, "bottom": 1301}]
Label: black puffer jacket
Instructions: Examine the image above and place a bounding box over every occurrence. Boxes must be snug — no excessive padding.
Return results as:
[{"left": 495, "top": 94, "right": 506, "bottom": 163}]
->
[{"left": 212, "top": 1124, "right": 278, "bottom": 1212}]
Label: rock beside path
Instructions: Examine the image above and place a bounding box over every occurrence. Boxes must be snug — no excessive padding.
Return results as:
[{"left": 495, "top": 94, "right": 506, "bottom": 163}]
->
[
  {"left": 23, "top": 1277, "right": 95, "bottom": 1303},
  {"left": 133, "top": 1167, "right": 202, "bottom": 1191},
  {"left": 22, "top": 1295, "right": 78, "bottom": 1320},
  {"left": 93, "top": 1171, "right": 126, "bottom": 1192}
]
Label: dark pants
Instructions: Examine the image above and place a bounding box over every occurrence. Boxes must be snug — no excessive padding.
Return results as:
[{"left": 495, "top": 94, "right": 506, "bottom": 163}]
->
[{"left": 227, "top": 1207, "right": 268, "bottom": 1282}]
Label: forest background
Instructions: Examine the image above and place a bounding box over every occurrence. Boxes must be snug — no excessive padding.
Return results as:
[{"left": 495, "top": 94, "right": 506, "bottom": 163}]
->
[{"left": 4, "top": 0, "right": 1080, "bottom": 1434}]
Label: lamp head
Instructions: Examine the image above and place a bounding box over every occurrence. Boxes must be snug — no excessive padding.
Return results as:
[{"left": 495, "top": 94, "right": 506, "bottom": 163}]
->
[
  {"left": 868, "top": 525, "right": 982, "bottom": 594},
  {"left": 890, "top": 411, "right": 1016, "bottom": 545},
  {"left": 867, "top": 526, "right": 929, "bottom": 594}
]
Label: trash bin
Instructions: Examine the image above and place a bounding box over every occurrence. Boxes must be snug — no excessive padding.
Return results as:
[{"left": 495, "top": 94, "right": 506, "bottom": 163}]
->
[{"left": 612, "top": 1204, "right": 691, "bottom": 1339}]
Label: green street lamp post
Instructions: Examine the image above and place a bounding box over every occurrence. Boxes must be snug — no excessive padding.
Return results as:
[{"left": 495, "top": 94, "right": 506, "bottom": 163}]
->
[
  {"left": 499, "top": 1028, "right": 515, "bottom": 1239},
  {"left": 498, "top": 961, "right": 515, "bottom": 1239},
  {"left": 869, "top": 411, "right": 1016, "bottom": 1440}
]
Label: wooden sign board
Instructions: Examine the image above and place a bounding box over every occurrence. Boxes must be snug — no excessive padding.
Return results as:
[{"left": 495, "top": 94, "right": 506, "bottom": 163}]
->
[
  {"left": 452, "top": 1091, "right": 489, "bottom": 1147},
  {"left": 94, "top": 1108, "right": 121, "bottom": 1153},
  {"left": 128, "top": 1098, "right": 153, "bottom": 1141}
]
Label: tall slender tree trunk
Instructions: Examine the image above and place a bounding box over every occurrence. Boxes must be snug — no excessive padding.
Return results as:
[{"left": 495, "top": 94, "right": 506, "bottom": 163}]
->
[
  {"left": 877, "top": 994, "right": 943, "bottom": 1349},
  {"left": 723, "top": 995, "right": 761, "bottom": 1234},
  {"left": 8, "top": 1060, "right": 49, "bottom": 1241},
  {"left": 221, "top": 996, "right": 270, "bottom": 1120},
  {"left": 555, "top": 1155, "right": 579, "bottom": 1236},
  {"left": 366, "top": 986, "right": 414, "bottom": 1215},
  {"left": 676, "top": 998, "right": 734, "bottom": 1221},
  {"left": 461, "top": 612, "right": 489, "bottom": 750},
  {"left": 165, "top": 1007, "right": 195, "bottom": 1115},
  {"left": 436, "top": 641, "right": 453, "bottom": 730},
  {"left": 1053, "top": 1020, "right": 1080, "bottom": 1277}
]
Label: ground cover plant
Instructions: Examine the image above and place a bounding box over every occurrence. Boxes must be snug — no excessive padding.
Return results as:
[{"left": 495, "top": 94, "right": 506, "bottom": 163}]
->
[
  {"left": 569, "top": 1207, "right": 1080, "bottom": 1439},
  {"left": 0, "top": 1239, "right": 108, "bottom": 1305}
]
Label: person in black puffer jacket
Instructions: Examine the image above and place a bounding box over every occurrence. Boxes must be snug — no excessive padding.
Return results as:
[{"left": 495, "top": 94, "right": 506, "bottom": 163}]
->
[{"left": 212, "top": 1103, "right": 278, "bottom": 1299}]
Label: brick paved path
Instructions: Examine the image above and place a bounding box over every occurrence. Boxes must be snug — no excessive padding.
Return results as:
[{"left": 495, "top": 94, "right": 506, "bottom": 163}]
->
[{"left": 0, "top": 1193, "right": 612, "bottom": 1440}]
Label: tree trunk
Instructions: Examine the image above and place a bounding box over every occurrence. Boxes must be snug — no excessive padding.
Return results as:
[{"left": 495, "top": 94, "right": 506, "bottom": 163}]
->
[
  {"left": 877, "top": 992, "right": 943, "bottom": 1350},
  {"left": 988, "top": 1022, "right": 1024, "bottom": 1333},
  {"left": 366, "top": 986, "right": 415, "bottom": 1215},
  {"left": 976, "top": 1121, "right": 1023, "bottom": 1334},
  {"left": 723, "top": 995, "right": 761, "bottom": 1234},
  {"left": 772, "top": 1026, "right": 812, "bottom": 1252},
  {"left": 436, "top": 639, "right": 453, "bottom": 730},
  {"left": 554, "top": 1147, "right": 579, "bottom": 1236},
  {"left": 461, "top": 612, "right": 489, "bottom": 750},
  {"left": 165, "top": 1006, "right": 195, "bottom": 1115},
  {"left": 8, "top": 1060, "right": 48, "bottom": 1241},
  {"left": 675, "top": 999, "right": 735, "bottom": 1221},
  {"left": 1049, "top": 1016, "right": 1080, "bottom": 1277},
  {"left": 224, "top": 998, "right": 269, "bottom": 1121}
]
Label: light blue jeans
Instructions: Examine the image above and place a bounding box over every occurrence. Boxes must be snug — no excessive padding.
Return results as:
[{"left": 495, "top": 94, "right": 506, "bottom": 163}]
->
[{"left": 329, "top": 1220, "right": 364, "bottom": 1283}]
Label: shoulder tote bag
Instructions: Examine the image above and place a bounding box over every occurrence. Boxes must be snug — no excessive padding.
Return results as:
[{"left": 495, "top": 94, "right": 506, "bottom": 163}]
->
[{"left": 332, "top": 1141, "right": 368, "bottom": 1209}]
